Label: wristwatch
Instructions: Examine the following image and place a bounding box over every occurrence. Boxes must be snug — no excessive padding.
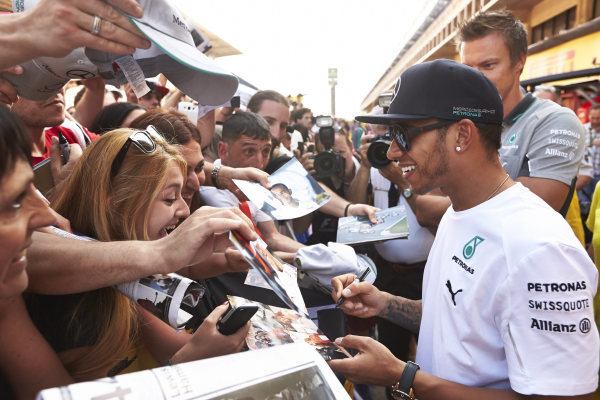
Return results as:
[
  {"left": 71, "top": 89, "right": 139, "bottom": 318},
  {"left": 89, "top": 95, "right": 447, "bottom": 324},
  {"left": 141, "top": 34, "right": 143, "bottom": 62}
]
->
[
  {"left": 390, "top": 361, "right": 420, "bottom": 400},
  {"left": 402, "top": 187, "right": 413, "bottom": 199}
]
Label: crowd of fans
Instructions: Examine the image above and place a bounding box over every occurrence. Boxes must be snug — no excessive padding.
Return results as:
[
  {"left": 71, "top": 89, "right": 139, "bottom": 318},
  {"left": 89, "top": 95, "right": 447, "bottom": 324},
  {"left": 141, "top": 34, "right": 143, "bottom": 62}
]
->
[{"left": 0, "top": 1, "right": 599, "bottom": 400}]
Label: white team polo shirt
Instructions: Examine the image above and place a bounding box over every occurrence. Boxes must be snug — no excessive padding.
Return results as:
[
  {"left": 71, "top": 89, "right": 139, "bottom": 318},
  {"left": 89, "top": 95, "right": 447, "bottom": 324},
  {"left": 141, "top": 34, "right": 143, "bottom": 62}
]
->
[{"left": 416, "top": 183, "right": 599, "bottom": 396}]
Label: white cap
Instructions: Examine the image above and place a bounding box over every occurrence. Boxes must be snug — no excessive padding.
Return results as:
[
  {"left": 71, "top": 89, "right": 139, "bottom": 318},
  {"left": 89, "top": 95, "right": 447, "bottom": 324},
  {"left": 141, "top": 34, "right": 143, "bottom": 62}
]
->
[
  {"left": 2, "top": 48, "right": 100, "bottom": 101},
  {"left": 106, "top": 0, "right": 238, "bottom": 105},
  {"left": 6, "top": 0, "right": 238, "bottom": 106},
  {"left": 293, "top": 243, "right": 377, "bottom": 290}
]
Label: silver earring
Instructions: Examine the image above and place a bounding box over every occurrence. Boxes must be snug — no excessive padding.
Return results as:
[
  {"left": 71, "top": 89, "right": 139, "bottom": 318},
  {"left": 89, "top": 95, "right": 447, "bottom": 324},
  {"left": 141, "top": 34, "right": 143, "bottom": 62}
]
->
[{"left": 456, "top": 146, "right": 461, "bottom": 152}]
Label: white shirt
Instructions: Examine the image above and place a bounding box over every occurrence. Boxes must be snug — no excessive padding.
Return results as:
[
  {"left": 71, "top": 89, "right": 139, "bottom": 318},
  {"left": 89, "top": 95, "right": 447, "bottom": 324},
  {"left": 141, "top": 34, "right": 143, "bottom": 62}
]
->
[
  {"left": 417, "top": 183, "right": 599, "bottom": 395},
  {"left": 370, "top": 168, "right": 435, "bottom": 263}
]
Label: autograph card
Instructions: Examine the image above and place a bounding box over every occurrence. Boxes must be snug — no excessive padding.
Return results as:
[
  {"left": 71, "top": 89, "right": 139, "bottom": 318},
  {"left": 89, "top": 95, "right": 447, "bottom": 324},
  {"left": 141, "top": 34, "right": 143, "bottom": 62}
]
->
[{"left": 229, "top": 231, "right": 307, "bottom": 316}]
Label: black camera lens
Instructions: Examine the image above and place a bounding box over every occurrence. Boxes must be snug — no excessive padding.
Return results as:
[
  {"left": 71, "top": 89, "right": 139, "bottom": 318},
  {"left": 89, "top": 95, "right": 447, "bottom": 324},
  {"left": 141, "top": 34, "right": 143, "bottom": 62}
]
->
[
  {"left": 367, "top": 136, "right": 392, "bottom": 169},
  {"left": 314, "top": 151, "right": 337, "bottom": 178}
]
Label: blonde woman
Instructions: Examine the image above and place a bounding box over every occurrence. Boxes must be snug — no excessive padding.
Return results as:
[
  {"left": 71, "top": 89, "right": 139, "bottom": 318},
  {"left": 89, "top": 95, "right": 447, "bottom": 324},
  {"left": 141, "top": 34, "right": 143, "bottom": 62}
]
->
[{"left": 26, "top": 127, "right": 249, "bottom": 382}]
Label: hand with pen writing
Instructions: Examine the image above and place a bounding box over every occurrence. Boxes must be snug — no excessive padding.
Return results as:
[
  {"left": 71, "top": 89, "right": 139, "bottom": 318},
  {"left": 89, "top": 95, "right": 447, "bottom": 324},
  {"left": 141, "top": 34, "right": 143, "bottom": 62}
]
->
[{"left": 330, "top": 273, "right": 388, "bottom": 318}]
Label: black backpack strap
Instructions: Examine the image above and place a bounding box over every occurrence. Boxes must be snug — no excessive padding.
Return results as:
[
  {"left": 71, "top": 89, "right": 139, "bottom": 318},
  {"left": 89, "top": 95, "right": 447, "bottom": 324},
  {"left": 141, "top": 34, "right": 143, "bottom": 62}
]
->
[
  {"left": 558, "top": 176, "right": 577, "bottom": 218},
  {"left": 519, "top": 155, "right": 574, "bottom": 218}
]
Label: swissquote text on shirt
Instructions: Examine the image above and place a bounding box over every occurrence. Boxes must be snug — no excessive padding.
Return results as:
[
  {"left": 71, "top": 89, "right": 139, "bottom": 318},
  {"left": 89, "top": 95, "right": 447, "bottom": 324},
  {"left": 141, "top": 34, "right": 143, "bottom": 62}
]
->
[
  {"left": 416, "top": 183, "right": 599, "bottom": 396},
  {"left": 500, "top": 93, "right": 585, "bottom": 185}
]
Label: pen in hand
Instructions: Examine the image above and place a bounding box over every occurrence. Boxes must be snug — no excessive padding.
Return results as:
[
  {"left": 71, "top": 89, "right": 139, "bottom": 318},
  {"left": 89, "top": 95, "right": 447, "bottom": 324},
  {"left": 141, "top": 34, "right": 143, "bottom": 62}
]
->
[
  {"left": 58, "top": 132, "right": 70, "bottom": 165},
  {"left": 336, "top": 268, "right": 371, "bottom": 307}
]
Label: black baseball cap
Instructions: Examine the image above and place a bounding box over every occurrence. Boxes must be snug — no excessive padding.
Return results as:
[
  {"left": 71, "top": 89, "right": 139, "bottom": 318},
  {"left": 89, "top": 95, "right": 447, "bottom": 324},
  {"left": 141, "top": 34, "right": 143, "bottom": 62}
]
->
[{"left": 356, "top": 59, "right": 503, "bottom": 125}]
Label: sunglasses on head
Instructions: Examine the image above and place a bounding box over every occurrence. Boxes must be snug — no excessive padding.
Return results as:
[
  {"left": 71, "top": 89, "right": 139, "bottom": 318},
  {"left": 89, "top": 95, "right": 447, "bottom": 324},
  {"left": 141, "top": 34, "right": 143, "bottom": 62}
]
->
[
  {"left": 110, "top": 125, "right": 159, "bottom": 179},
  {"left": 389, "top": 120, "right": 455, "bottom": 152}
]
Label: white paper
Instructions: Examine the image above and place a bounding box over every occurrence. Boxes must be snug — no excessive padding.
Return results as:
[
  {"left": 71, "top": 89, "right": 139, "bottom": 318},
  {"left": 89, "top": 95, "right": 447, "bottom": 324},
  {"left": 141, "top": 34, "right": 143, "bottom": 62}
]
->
[{"left": 36, "top": 343, "right": 350, "bottom": 400}]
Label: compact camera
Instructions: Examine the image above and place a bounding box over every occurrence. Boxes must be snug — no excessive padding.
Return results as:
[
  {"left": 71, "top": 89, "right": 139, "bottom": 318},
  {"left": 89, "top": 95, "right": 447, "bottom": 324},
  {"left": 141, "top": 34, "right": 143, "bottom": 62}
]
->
[{"left": 313, "top": 115, "right": 344, "bottom": 179}]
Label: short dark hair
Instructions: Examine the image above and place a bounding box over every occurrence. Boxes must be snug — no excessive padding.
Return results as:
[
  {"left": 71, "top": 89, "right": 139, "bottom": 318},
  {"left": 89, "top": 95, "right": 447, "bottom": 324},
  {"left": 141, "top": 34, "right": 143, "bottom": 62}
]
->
[
  {"left": 458, "top": 10, "right": 527, "bottom": 67},
  {"left": 476, "top": 122, "right": 502, "bottom": 155},
  {"left": 0, "top": 107, "right": 31, "bottom": 179},
  {"left": 292, "top": 123, "right": 309, "bottom": 142},
  {"left": 89, "top": 102, "right": 146, "bottom": 135},
  {"left": 247, "top": 90, "right": 289, "bottom": 113},
  {"left": 222, "top": 111, "right": 271, "bottom": 143},
  {"left": 271, "top": 183, "right": 290, "bottom": 192},
  {"left": 291, "top": 108, "right": 311, "bottom": 122},
  {"left": 438, "top": 121, "right": 501, "bottom": 157},
  {"left": 129, "top": 109, "right": 201, "bottom": 145}
]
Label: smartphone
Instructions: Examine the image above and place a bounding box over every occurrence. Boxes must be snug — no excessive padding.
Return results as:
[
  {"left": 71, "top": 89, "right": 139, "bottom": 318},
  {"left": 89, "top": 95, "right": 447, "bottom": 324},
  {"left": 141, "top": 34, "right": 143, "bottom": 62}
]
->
[
  {"left": 33, "top": 158, "right": 55, "bottom": 198},
  {"left": 217, "top": 304, "right": 258, "bottom": 335},
  {"left": 178, "top": 101, "right": 199, "bottom": 123}
]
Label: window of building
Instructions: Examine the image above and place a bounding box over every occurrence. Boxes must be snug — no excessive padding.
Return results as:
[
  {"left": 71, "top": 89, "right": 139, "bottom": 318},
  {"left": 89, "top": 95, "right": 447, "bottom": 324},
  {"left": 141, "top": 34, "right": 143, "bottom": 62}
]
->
[
  {"left": 594, "top": 0, "right": 600, "bottom": 19},
  {"left": 531, "top": 7, "right": 576, "bottom": 45}
]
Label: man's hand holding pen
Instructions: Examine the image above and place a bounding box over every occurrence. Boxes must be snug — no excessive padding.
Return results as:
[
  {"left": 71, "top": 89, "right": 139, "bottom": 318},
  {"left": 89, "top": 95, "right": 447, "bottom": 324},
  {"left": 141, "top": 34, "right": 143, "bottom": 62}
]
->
[
  {"left": 330, "top": 273, "right": 388, "bottom": 318},
  {"left": 336, "top": 268, "right": 371, "bottom": 306}
]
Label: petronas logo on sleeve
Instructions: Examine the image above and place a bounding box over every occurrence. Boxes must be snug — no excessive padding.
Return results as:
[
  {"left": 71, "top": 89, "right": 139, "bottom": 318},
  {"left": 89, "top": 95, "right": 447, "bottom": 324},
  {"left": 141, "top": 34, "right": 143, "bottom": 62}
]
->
[{"left": 463, "top": 236, "right": 484, "bottom": 259}]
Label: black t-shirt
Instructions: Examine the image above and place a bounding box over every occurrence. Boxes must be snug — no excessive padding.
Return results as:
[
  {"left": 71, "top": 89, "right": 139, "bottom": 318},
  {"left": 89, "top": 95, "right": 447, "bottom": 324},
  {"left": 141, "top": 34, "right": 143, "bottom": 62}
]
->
[{"left": 25, "top": 290, "right": 104, "bottom": 353}]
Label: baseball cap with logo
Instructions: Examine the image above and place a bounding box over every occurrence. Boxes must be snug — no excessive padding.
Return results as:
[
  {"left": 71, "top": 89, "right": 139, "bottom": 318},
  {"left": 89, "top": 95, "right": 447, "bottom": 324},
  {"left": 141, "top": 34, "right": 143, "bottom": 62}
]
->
[
  {"left": 356, "top": 59, "right": 503, "bottom": 125},
  {"left": 2, "top": 47, "right": 100, "bottom": 101},
  {"left": 5, "top": 0, "right": 238, "bottom": 105}
]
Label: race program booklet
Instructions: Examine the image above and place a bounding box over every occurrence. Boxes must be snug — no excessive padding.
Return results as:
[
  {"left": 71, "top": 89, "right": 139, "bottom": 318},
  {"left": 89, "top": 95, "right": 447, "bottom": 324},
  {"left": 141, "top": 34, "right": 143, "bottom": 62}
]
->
[
  {"left": 229, "top": 231, "right": 307, "bottom": 316},
  {"left": 116, "top": 273, "right": 206, "bottom": 329},
  {"left": 228, "top": 295, "right": 351, "bottom": 362},
  {"left": 336, "top": 204, "right": 410, "bottom": 245},
  {"left": 233, "top": 158, "right": 331, "bottom": 220},
  {"left": 49, "top": 227, "right": 206, "bottom": 329},
  {"left": 37, "top": 343, "right": 351, "bottom": 400}
]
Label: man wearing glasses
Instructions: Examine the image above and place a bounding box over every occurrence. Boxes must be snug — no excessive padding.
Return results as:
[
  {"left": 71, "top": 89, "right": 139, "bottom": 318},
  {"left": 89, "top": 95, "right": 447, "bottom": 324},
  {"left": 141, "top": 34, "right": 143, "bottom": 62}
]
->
[{"left": 328, "top": 59, "right": 598, "bottom": 400}]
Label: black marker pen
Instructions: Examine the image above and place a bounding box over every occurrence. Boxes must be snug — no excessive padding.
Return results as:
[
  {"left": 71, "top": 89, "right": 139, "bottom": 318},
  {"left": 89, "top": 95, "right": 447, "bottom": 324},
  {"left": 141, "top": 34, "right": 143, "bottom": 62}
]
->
[
  {"left": 58, "top": 132, "right": 70, "bottom": 165},
  {"left": 336, "top": 267, "right": 371, "bottom": 307}
]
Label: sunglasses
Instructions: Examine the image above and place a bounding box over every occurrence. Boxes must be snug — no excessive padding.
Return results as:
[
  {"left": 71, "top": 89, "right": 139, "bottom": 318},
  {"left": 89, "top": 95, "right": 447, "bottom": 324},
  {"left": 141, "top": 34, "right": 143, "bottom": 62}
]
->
[
  {"left": 110, "top": 126, "right": 158, "bottom": 178},
  {"left": 389, "top": 120, "right": 455, "bottom": 152}
]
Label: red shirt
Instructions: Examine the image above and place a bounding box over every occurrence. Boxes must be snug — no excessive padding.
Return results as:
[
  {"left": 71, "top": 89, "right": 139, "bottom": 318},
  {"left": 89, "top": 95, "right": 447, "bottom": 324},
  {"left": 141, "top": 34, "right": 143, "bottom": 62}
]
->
[{"left": 32, "top": 126, "right": 98, "bottom": 166}]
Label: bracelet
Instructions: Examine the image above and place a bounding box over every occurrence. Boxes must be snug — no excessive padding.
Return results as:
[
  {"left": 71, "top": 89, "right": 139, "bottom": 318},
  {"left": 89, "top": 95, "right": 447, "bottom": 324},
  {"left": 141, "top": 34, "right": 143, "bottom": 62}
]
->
[
  {"left": 344, "top": 203, "right": 352, "bottom": 217},
  {"left": 211, "top": 164, "right": 222, "bottom": 189}
]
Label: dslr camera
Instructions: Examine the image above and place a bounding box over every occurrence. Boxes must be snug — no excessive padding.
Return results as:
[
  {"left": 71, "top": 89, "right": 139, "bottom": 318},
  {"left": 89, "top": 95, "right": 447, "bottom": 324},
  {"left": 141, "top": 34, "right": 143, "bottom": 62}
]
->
[
  {"left": 313, "top": 115, "right": 344, "bottom": 179},
  {"left": 366, "top": 92, "right": 394, "bottom": 169},
  {"left": 367, "top": 133, "right": 393, "bottom": 169}
]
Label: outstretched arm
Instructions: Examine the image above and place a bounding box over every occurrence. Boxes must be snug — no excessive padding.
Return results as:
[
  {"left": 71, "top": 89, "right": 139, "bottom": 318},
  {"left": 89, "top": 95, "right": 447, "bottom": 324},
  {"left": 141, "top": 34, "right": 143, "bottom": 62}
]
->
[
  {"left": 0, "top": 0, "right": 150, "bottom": 68},
  {"left": 319, "top": 184, "right": 379, "bottom": 223},
  {"left": 72, "top": 77, "right": 105, "bottom": 128},
  {"left": 204, "top": 162, "right": 270, "bottom": 201},
  {"left": 27, "top": 207, "right": 257, "bottom": 294},
  {"left": 329, "top": 335, "right": 590, "bottom": 400}
]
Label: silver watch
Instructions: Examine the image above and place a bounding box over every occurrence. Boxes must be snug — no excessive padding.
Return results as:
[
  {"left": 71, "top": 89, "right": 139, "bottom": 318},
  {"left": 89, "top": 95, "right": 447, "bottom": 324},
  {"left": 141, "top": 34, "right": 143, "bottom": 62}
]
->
[{"left": 402, "top": 187, "right": 413, "bottom": 199}]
